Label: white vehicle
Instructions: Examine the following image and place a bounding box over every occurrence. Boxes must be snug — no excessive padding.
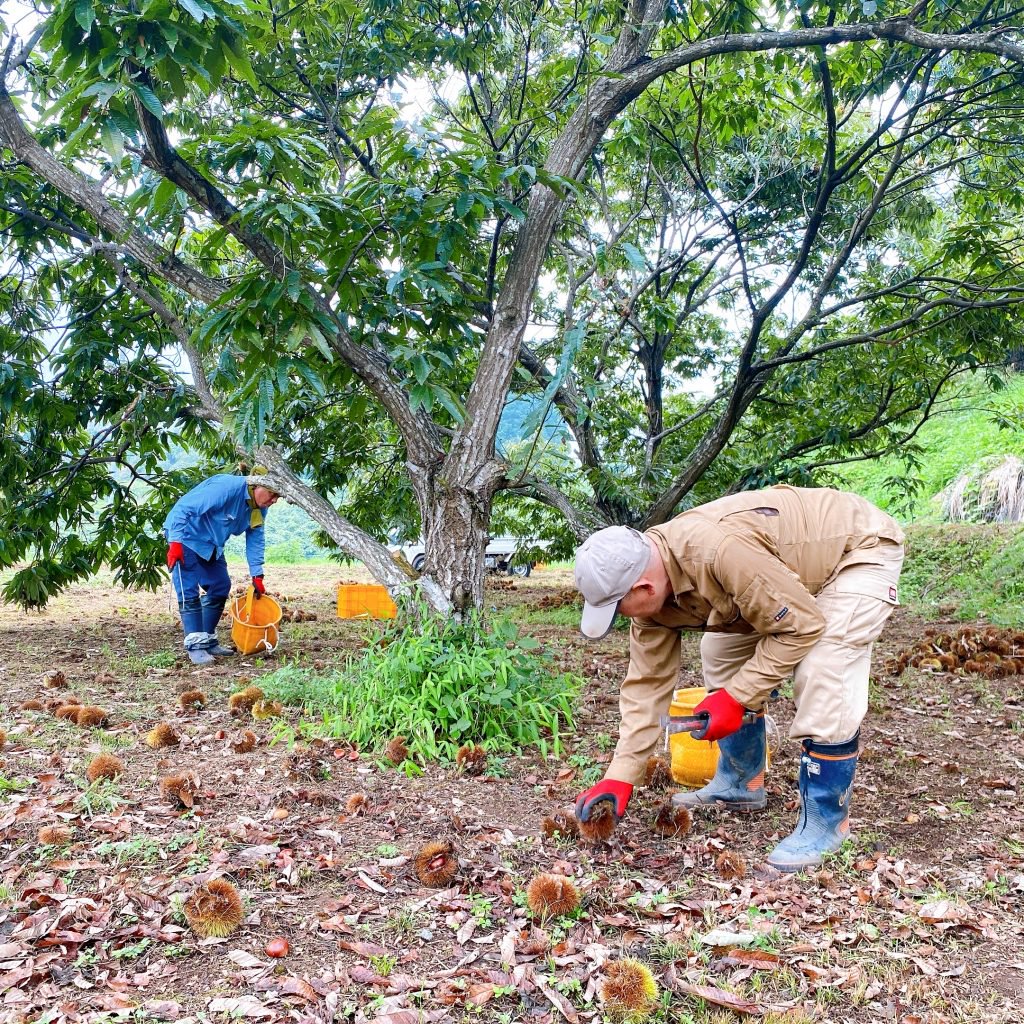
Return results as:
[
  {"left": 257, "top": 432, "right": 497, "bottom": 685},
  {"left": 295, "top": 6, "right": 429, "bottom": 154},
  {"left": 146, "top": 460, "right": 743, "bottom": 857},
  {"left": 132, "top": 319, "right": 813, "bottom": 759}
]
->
[{"left": 395, "top": 536, "right": 539, "bottom": 577}]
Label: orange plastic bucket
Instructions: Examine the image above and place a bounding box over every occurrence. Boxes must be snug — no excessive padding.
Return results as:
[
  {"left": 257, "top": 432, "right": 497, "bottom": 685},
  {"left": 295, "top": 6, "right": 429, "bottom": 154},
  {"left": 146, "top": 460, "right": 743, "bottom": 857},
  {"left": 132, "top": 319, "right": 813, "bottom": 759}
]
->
[
  {"left": 668, "top": 686, "right": 720, "bottom": 786},
  {"left": 230, "top": 588, "right": 282, "bottom": 655},
  {"left": 336, "top": 583, "right": 397, "bottom": 620},
  {"left": 668, "top": 685, "right": 772, "bottom": 786}
]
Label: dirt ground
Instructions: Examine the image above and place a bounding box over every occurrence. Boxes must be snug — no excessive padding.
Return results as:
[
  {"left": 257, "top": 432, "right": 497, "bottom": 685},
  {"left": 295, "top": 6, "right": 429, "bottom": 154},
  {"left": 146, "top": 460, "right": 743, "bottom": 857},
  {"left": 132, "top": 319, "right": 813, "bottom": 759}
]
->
[{"left": 0, "top": 564, "right": 1021, "bottom": 1024}]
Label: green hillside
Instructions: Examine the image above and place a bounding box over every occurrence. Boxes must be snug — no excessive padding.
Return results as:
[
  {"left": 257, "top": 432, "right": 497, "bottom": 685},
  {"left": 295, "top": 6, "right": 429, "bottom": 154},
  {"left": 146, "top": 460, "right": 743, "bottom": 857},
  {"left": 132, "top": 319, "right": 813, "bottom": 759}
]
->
[
  {"left": 835, "top": 373, "right": 1024, "bottom": 521},
  {"left": 224, "top": 500, "right": 332, "bottom": 563}
]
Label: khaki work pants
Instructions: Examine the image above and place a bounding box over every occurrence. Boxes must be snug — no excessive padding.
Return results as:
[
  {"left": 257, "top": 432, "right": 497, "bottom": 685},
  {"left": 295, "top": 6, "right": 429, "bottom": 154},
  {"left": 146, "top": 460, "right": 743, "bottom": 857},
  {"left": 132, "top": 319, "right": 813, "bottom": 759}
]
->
[{"left": 701, "top": 541, "right": 905, "bottom": 744}]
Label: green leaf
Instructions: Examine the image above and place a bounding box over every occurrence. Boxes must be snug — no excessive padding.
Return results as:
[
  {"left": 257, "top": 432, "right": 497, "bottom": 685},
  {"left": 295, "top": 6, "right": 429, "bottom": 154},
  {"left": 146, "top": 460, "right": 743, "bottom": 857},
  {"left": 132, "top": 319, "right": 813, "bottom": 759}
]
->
[
  {"left": 132, "top": 84, "right": 165, "bottom": 121},
  {"left": 178, "top": 0, "right": 210, "bottom": 21},
  {"left": 74, "top": 0, "right": 94, "bottom": 32},
  {"left": 431, "top": 385, "right": 465, "bottom": 424},
  {"left": 620, "top": 242, "right": 647, "bottom": 271},
  {"left": 304, "top": 323, "right": 334, "bottom": 363},
  {"left": 385, "top": 269, "right": 408, "bottom": 296},
  {"left": 100, "top": 121, "right": 124, "bottom": 164},
  {"left": 410, "top": 354, "right": 430, "bottom": 385},
  {"left": 495, "top": 198, "right": 525, "bottom": 224},
  {"left": 224, "top": 40, "right": 259, "bottom": 90},
  {"left": 81, "top": 81, "right": 120, "bottom": 104}
]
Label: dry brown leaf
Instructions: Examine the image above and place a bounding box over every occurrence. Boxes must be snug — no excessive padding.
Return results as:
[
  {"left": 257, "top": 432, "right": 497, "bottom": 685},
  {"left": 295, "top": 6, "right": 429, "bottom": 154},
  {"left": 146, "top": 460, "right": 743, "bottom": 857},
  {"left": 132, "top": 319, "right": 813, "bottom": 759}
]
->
[
  {"left": 207, "top": 995, "right": 274, "bottom": 1017},
  {"left": 671, "top": 979, "right": 762, "bottom": 1015},
  {"left": 339, "top": 939, "right": 390, "bottom": 958}
]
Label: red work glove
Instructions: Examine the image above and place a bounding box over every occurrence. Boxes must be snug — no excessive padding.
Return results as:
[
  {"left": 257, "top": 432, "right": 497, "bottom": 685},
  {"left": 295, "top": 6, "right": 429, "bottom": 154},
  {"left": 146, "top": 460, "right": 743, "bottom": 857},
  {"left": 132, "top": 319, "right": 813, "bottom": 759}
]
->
[
  {"left": 166, "top": 542, "right": 184, "bottom": 570},
  {"left": 692, "top": 688, "right": 747, "bottom": 742},
  {"left": 575, "top": 779, "right": 633, "bottom": 822},
  {"left": 252, "top": 575, "right": 266, "bottom": 597}
]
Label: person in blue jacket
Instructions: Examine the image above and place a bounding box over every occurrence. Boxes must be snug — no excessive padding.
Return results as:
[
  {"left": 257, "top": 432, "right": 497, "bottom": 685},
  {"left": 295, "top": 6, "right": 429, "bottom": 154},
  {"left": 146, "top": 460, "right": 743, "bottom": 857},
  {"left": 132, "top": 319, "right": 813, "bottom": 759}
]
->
[{"left": 164, "top": 474, "right": 280, "bottom": 665}]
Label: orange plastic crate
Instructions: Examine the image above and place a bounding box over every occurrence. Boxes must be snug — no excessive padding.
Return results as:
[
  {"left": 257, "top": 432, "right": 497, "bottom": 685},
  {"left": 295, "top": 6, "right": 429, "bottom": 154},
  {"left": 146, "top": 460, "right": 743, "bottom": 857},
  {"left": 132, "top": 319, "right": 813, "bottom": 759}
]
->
[{"left": 336, "top": 583, "right": 397, "bottom": 620}]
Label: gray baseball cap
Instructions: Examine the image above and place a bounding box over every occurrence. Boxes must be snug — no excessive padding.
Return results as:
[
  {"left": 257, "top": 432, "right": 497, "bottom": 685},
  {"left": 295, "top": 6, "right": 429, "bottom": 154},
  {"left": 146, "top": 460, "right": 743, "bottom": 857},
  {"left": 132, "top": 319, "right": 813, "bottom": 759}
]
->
[{"left": 574, "top": 526, "right": 651, "bottom": 639}]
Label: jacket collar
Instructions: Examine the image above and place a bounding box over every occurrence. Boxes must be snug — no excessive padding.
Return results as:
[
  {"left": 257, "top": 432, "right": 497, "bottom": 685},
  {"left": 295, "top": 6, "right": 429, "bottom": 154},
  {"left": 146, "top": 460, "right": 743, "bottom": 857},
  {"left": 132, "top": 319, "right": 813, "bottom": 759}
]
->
[{"left": 648, "top": 528, "right": 695, "bottom": 602}]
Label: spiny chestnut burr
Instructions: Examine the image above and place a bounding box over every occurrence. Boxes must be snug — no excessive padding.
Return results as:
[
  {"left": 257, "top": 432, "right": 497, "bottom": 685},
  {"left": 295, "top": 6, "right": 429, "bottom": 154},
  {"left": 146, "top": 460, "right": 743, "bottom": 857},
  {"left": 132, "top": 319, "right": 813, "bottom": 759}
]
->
[
  {"left": 38, "top": 824, "right": 73, "bottom": 846},
  {"left": 145, "top": 723, "right": 180, "bottom": 749},
  {"left": 228, "top": 686, "right": 264, "bottom": 717},
  {"left": 384, "top": 735, "right": 409, "bottom": 764},
  {"left": 541, "top": 812, "right": 580, "bottom": 841},
  {"left": 251, "top": 699, "right": 283, "bottom": 720},
  {"left": 182, "top": 878, "right": 244, "bottom": 938},
  {"left": 86, "top": 753, "right": 125, "bottom": 783},
  {"left": 525, "top": 873, "right": 580, "bottom": 920},
  {"left": 76, "top": 706, "right": 109, "bottom": 728},
  {"left": 345, "top": 793, "right": 369, "bottom": 815},
  {"left": 600, "top": 958, "right": 659, "bottom": 1021},
  {"left": 455, "top": 743, "right": 487, "bottom": 776},
  {"left": 413, "top": 839, "right": 458, "bottom": 888},
  {"left": 159, "top": 772, "right": 199, "bottom": 809},
  {"left": 715, "top": 850, "right": 747, "bottom": 880},
  {"left": 652, "top": 801, "right": 692, "bottom": 838},
  {"left": 229, "top": 729, "right": 257, "bottom": 753},
  {"left": 178, "top": 689, "right": 206, "bottom": 711},
  {"left": 643, "top": 756, "right": 672, "bottom": 790},
  {"left": 578, "top": 803, "right": 616, "bottom": 843}
]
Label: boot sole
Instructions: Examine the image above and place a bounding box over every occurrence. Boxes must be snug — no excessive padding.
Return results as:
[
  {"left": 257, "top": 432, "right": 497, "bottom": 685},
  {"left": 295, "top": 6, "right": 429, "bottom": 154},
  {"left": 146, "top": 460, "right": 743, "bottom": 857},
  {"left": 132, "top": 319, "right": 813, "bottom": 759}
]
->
[
  {"left": 672, "top": 794, "right": 766, "bottom": 812},
  {"left": 767, "top": 836, "right": 852, "bottom": 872}
]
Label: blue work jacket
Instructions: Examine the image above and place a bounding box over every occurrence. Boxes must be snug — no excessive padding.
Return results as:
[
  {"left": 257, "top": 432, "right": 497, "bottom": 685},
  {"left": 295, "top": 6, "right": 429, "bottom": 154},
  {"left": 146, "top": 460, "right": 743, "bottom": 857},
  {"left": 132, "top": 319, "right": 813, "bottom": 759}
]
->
[{"left": 163, "top": 474, "right": 267, "bottom": 576}]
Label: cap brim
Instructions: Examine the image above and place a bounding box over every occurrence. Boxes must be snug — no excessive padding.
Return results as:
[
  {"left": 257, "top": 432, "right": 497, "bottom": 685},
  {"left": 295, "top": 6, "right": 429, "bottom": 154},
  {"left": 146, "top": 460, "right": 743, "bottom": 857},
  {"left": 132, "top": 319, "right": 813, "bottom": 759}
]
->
[{"left": 580, "top": 600, "right": 619, "bottom": 640}]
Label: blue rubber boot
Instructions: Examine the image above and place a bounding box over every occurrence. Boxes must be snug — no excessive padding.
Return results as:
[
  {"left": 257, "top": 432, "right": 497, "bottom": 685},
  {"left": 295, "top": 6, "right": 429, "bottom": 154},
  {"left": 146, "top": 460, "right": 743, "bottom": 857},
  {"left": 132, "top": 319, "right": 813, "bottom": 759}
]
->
[
  {"left": 180, "top": 598, "right": 214, "bottom": 665},
  {"left": 672, "top": 714, "right": 767, "bottom": 811},
  {"left": 201, "top": 597, "right": 234, "bottom": 656},
  {"left": 767, "top": 733, "right": 859, "bottom": 872}
]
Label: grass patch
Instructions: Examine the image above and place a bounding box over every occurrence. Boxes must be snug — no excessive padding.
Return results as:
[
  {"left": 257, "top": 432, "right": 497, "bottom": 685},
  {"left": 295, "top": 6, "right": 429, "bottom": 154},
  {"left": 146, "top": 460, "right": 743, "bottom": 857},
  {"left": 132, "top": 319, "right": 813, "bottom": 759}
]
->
[
  {"left": 261, "top": 610, "right": 582, "bottom": 760},
  {"left": 837, "top": 372, "right": 1024, "bottom": 519},
  {"left": 512, "top": 605, "right": 582, "bottom": 628},
  {"left": 900, "top": 523, "right": 1024, "bottom": 624}
]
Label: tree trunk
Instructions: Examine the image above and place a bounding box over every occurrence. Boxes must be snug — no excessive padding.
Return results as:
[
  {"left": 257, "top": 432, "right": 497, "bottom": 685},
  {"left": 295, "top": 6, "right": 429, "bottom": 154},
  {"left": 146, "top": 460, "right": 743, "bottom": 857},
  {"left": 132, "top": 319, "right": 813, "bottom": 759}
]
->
[{"left": 408, "top": 440, "right": 506, "bottom": 617}]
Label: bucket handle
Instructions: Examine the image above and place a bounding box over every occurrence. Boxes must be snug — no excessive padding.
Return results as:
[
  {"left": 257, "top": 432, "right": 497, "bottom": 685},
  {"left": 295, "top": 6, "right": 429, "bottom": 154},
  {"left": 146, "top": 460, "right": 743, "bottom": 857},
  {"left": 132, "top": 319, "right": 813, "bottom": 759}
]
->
[{"left": 256, "top": 632, "right": 278, "bottom": 654}]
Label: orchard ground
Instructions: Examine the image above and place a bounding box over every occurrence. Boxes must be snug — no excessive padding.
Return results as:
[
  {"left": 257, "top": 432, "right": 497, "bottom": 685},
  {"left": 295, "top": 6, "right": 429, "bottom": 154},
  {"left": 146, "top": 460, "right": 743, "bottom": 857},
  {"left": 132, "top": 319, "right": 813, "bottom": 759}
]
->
[{"left": 0, "top": 560, "right": 1021, "bottom": 1023}]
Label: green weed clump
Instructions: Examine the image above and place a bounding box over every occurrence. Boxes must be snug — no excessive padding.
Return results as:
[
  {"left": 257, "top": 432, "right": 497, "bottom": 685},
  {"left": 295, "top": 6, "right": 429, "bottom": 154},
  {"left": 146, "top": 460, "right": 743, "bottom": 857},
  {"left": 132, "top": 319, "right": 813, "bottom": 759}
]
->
[
  {"left": 900, "top": 523, "right": 1024, "bottom": 625},
  {"left": 262, "top": 611, "right": 581, "bottom": 760}
]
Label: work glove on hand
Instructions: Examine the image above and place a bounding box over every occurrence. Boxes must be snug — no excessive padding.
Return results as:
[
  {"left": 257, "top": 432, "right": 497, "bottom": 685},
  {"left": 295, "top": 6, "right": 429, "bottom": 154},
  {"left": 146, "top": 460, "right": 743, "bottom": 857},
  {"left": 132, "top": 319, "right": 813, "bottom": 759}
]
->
[
  {"left": 252, "top": 575, "right": 266, "bottom": 597},
  {"left": 575, "top": 779, "right": 633, "bottom": 822},
  {"left": 166, "top": 542, "right": 184, "bottom": 570},
  {"left": 692, "top": 688, "right": 748, "bottom": 742}
]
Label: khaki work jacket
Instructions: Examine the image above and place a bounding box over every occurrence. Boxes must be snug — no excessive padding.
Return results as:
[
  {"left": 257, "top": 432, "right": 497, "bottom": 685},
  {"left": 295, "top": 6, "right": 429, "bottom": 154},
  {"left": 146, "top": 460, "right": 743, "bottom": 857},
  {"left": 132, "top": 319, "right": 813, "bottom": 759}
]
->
[{"left": 606, "top": 485, "right": 904, "bottom": 785}]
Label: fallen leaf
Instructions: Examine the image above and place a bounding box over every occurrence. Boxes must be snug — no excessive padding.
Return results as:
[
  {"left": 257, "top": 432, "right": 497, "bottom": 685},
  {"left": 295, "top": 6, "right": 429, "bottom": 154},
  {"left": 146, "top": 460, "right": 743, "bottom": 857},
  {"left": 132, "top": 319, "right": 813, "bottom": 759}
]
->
[
  {"left": 142, "top": 1000, "right": 182, "bottom": 1020},
  {"left": 721, "top": 949, "right": 781, "bottom": 970},
  {"left": 208, "top": 995, "right": 274, "bottom": 1017},
  {"left": 227, "top": 949, "right": 269, "bottom": 970},
  {"left": 339, "top": 939, "right": 390, "bottom": 957},
  {"left": 672, "top": 980, "right": 762, "bottom": 1015},
  {"left": 357, "top": 870, "right": 388, "bottom": 894},
  {"left": 697, "top": 929, "right": 759, "bottom": 948},
  {"left": 918, "top": 901, "right": 972, "bottom": 924},
  {"left": 536, "top": 974, "right": 579, "bottom": 1021}
]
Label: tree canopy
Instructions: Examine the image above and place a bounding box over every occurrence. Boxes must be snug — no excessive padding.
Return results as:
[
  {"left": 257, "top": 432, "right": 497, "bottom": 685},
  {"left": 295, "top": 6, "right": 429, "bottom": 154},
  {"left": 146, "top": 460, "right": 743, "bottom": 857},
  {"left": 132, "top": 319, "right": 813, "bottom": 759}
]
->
[{"left": 2, "top": 0, "right": 1024, "bottom": 610}]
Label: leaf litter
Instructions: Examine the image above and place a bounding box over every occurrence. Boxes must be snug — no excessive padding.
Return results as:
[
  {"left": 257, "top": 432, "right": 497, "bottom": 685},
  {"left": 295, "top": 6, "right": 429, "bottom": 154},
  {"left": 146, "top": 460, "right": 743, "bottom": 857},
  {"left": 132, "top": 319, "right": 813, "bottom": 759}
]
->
[{"left": 0, "top": 565, "right": 1021, "bottom": 1021}]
